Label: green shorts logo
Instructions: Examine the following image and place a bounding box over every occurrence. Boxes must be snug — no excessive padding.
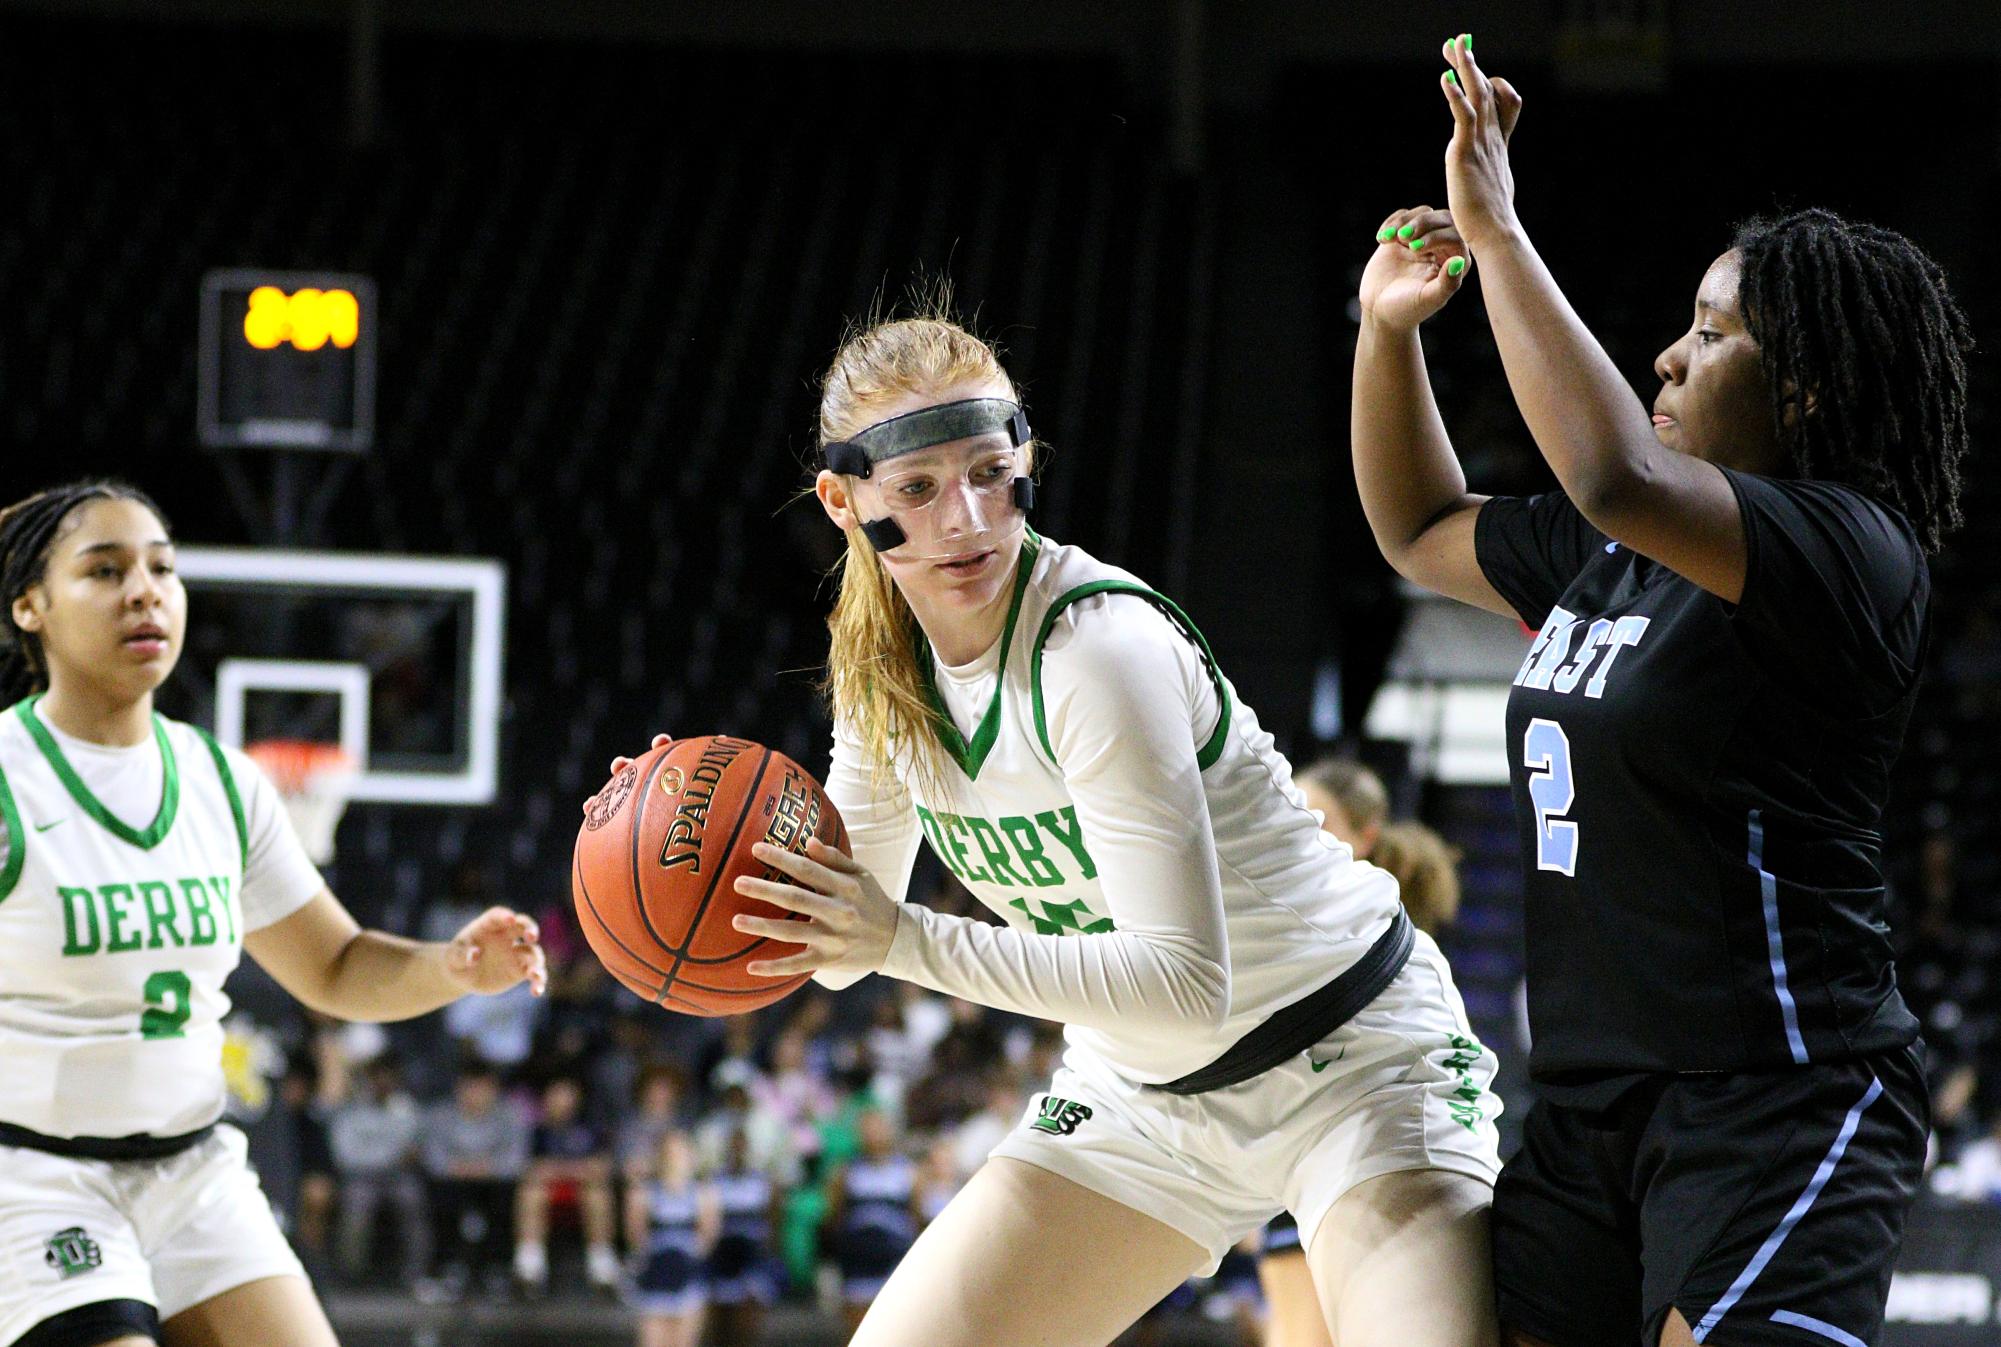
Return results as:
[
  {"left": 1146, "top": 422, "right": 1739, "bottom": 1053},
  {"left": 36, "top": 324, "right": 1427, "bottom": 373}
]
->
[
  {"left": 1029, "top": 1095, "right": 1094, "bottom": 1137},
  {"left": 1440, "top": 1034, "right": 1487, "bottom": 1133},
  {"left": 45, "top": 1226, "right": 102, "bottom": 1278}
]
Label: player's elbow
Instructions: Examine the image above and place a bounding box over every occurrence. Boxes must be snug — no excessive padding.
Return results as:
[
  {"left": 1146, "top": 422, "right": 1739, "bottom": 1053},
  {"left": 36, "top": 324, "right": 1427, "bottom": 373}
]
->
[
  {"left": 1170, "top": 953, "right": 1232, "bottom": 1032},
  {"left": 1569, "top": 447, "right": 1659, "bottom": 534}
]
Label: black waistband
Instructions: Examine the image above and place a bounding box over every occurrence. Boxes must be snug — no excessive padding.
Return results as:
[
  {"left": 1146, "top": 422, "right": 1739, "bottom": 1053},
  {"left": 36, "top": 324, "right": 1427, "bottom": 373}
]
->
[
  {"left": 0, "top": 1119, "right": 216, "bottom": 1161},
  {"left": 1153, "top": 907, "right": 1416, "bottom": 1096}
]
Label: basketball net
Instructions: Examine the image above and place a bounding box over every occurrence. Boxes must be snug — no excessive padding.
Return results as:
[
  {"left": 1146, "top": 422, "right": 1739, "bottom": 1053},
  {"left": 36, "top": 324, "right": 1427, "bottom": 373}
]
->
[{"left": 244, "top": 739, "right": 356, "bottom": 865}]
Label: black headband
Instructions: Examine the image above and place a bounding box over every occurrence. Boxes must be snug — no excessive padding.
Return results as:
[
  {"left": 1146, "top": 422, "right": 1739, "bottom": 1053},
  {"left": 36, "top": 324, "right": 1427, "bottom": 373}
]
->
[{"left": 823, "top": 398, "right": 1031, "bottom": 479}]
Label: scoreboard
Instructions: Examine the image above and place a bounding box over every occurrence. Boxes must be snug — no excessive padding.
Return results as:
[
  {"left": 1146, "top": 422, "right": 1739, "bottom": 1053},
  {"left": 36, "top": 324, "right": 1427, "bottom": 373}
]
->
[{"left": 198, "top": 268, "right": 376, "bottom": 451}]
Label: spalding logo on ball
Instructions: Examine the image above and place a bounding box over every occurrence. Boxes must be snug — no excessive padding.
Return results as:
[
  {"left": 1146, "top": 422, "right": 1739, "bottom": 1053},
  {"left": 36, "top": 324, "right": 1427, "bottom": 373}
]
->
[{"left": 572, "top": 735, "right": 849, "bottom": 1016}]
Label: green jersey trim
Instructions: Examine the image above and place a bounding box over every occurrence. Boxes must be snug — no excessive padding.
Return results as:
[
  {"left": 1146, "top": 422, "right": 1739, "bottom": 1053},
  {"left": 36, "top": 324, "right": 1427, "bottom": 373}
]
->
[
  {"left": 0, "top": 759, "right": 23, "bottom": 903},
  {"left": 17, "top": 695, "right": 181, "bottom": 850},
  {"left": 191, "top": 725, "right": 249, "bottom": 868},
  {"left": 1029, "top": 582, "right": 1234, "bottom": 772},
  {"left": 917, "top": 533, "right": 1041, "bottom": 781}
]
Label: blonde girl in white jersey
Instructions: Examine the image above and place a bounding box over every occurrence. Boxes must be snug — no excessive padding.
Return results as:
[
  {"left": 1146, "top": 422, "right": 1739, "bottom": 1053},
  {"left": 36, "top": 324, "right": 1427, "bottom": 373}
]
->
[
  {"left": 0, "top": 482, "right": 549, "bottom": 1347},
  {"left": 715, "top": 312, "right": 1506, "bottom": 1347}
]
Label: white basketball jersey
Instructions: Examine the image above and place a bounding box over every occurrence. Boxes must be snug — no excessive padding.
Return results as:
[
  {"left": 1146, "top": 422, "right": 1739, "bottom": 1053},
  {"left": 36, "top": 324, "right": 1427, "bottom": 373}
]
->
[
  {"left": 0, "top": 697, "right": 311, "bottom": 1138},
  {"left": 829, "top": 534, "right": 1404, "bottom": 1084}
]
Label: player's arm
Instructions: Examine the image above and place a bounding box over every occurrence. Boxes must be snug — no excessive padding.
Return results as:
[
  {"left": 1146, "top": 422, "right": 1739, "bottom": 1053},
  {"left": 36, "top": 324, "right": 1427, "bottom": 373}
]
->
[
  {"left": 696, "top": 1185, "right": 723, "bottom": 1254},
  {"left": 811, "top": 719, "right": 924, "bottom": 992},
  {"left": 1352, "top": 205, "right": 1514, "bottom": 618},
  {"left": 822, "top": 1162, "right": 849, "bottom": 1231},
  {"left": 245, "top": 891, "right": 547, "bottom": 1022},
  {"left": 738, "top": 600, "right": 1232, "bottom": 1033},
  {"left": 623, "top": 1182, "right": 649, "bottom": 1251},
  {"left": 1441, "top": 38, "right": 1748, "bottom": 601}
]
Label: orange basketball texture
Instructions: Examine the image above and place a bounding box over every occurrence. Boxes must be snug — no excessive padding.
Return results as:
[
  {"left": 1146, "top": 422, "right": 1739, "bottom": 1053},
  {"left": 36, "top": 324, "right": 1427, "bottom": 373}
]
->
[{"left": 572, "top": 735, "right": 849, "bottom": 1016}]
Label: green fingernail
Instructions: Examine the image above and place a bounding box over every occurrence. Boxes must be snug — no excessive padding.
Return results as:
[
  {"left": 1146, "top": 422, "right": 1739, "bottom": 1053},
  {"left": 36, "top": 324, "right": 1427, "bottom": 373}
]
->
[
  {"left": 1445, "top": 69, "right": 1459, "bottom": 87},
  {"left": 1410, "top": 237, "right": 1427, "bottom": 251},
  {"left": 1446, "top": 257, "right": 1467, "bottom": 277},
  {"left": 1462, "top": 33, "right": 1472, "bottom": 50},
  {"left": 1377, "top": 227, "right": 1394, "bottom": 242},
  {"left": 1396, "top": 223, "right": 1415, "bottom": 240}
]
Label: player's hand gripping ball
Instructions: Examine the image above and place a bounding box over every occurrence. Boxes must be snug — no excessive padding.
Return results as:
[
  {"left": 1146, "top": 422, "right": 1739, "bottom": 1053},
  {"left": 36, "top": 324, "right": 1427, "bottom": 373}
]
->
[{"left": 572, "top": 734, "right": 858, "bottom": 1015}]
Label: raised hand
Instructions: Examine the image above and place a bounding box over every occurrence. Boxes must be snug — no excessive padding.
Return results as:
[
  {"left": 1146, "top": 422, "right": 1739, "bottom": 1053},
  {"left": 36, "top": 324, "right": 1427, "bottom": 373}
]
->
[
  {"left": 1439, "top": 32, "right": 1524, "bottom": 251},
  {"left": 1359, "top": 207, "right": 1473, "bottom": 333}
]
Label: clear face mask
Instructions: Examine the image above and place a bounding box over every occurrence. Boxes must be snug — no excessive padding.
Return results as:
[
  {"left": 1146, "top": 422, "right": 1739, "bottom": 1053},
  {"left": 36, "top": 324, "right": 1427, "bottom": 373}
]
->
[
  {"left": 822, "top": 397, "right": 1037, "bottom": 560},
  {"left": 849, "top": 440, "right": 1028, "bottom": 561}
]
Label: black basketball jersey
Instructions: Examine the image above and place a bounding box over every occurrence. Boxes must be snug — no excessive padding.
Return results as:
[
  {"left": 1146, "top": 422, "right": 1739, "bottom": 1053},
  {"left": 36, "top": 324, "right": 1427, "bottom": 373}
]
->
[{"left": 1474, "top": 468, "right": 1927, "bottom": 1108}]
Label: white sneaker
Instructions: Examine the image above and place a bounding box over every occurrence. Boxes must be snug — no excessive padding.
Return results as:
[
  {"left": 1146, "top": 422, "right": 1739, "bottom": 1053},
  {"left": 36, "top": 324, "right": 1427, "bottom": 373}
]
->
[
  {"left": 513, "top": 1241, "right": 548, "bottom": 1291},
  {"left": 586, "top": 1243, "right": 621, "bottom": 1289}
]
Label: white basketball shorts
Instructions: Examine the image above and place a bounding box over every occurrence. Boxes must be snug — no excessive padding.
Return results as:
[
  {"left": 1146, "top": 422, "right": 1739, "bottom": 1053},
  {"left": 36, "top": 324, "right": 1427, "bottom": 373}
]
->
[
  {"left": 0, "top": 1124, "right": 306, "bottom": 1346},
  {"left": 988, "top": 930, "right": 1504, "bottom": 1275}
]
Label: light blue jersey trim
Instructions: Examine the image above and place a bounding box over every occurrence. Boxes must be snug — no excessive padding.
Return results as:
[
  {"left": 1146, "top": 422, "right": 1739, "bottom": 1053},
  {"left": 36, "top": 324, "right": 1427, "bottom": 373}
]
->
[
  {"left": 1769, "top": 1309, "right": 1869, "bottom": 1347},
  {"left": 1690, "top": 1076, "right": 1884, "bottom": 1342},
  {"left": 1750, "top": 809, "right": 1810, "bottom": 1065}
]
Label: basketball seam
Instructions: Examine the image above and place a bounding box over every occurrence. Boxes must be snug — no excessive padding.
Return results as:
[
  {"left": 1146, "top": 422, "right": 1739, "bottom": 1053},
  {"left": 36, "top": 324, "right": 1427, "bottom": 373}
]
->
[
  {"left": 669, "top": 746, "right": 776, "bottom": 987},
  {"left": 572, "top": 850, "right": 668, "bottom": 993},
  {"left": 629, "top": 745, "right": 695, "bottom": 993}
]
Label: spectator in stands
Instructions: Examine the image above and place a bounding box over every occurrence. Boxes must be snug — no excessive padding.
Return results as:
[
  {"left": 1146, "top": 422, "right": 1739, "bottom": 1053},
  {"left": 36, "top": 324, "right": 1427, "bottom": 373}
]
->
[
  {"left": 948, "top": 1074, "right": 1024, "bottom": 1183},
  {"left": 421, "top": 1062, "right": 531, "bottom": 1299},
  {"left": 1928, "top": 1109, "right": 2001, "bottom": 1203},
  {"left": 443, "top": 977, "right": 539, "bottom": 1071},
  {"left": 915, "top": 1134, "right": 963, "bottom": 1227},
  {"left": 528, "top": 949, "right": 616, "bottom": 1089},
  {"left": 329, "top": 1055, "right": 431, "bottom": 1288},
  {"left": 864, "top": 994, "right": 926, "bottom": 1117},
  {"left": 1369, "top": 821, "right": 1462, "bottom": 938},
  {"left": 826, "top": 1109, "right": 921, "bottom": 1336},
  {"left": 696, "top": 1080, "right": 795, "bottom": 1186},
  {"left": 620, "top": 1065, "right": 692, "bottom": 1185},
  {"left": 707, "top": 1127, "right": 784, "bottom": 1347},
  {"left": 695, "top": 1009, "right": 762, "bottom": 1097},
  {"left": 754, "top": 1024, "right": 837, "bottom": 1168},
  {"left": 626, "top": 1129, "right": 717, "bottom": 1347},
  {"left": 514, "top": 1074, "right": 621, "bottom": 1296},
  {"left": 904, "top": 998, "right": 1005, "bottom": 1132},
  {"left": 1293, "top": 757, "right": 1389, "bottom": 861},
  {"left": 276, "top": 1058, "right": 337, "bottom": 1277}
]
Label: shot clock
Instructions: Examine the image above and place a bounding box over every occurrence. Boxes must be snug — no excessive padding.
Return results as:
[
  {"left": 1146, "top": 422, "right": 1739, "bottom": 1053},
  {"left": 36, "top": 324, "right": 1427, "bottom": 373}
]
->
[{"left": 198, "top": 268, "right": 377, "bottom": 451}]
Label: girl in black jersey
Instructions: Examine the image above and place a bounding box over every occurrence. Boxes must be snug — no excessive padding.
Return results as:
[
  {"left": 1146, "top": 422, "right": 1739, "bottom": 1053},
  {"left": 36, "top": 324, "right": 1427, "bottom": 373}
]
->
[
  {"left": 1352, "top": 34, "right": 1970, "bottom": 1347},
  {"left": 826, "top": 1110, "right": 922, "bottom": 1337}
]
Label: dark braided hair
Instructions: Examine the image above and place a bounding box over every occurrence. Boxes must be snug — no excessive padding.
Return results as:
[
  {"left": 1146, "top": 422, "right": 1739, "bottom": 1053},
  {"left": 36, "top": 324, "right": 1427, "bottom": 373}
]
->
[
  {"left": 1730, "top": 208, "right": 1973, "bottom": 554},
  {"left": 0, "top": 480, "right": 172, "bottom": 705}
]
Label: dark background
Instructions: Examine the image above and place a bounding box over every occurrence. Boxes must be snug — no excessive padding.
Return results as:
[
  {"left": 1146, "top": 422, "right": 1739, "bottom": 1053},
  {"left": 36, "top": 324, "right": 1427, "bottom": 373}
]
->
[{"left": 3, "top": 2, "right": 1997, "bottom": 1342}]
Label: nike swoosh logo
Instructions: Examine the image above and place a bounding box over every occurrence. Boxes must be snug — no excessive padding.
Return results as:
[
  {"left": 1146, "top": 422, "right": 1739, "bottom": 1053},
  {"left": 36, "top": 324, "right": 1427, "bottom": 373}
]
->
[
  {"left": 1605, "top": 541, "right": 1621, "bottom": 554},
  {"left": 1308, "top": 1047, "right": 1347, "bottom": 1072},
  {"left": 32, "top": 818, "right": 64, "bottom": 833}
]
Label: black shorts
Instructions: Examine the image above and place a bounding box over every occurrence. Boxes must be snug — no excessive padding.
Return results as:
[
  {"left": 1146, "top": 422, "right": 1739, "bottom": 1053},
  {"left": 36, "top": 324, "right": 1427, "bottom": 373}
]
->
[{"left": 1492, "top": 1046, "right": 1926, "bottom": 1347}]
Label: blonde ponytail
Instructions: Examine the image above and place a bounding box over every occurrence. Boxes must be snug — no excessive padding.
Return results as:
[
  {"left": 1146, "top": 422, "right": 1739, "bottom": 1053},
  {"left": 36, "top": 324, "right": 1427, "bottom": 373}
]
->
[{"left": 817, "top": 304, "right": 1023, "bottom": 800}]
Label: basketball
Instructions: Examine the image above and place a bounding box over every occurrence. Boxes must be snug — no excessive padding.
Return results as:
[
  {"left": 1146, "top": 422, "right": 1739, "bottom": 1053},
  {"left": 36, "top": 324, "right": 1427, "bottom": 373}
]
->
[{"left": 571, "top": 735, "right": 849, "bottom": 1016}]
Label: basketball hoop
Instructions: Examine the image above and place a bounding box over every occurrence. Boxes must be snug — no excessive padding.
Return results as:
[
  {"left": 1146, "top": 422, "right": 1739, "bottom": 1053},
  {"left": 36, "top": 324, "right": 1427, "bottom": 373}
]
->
[{"left": 245, "top": 739, "right": 357, "bottom": 866}]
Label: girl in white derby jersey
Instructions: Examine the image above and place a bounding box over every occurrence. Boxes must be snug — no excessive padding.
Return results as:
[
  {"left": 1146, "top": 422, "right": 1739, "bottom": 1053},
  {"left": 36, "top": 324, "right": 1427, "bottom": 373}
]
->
[
  {"left": 0, "top": 481, "right": 548, "bottom": 1347},
  {"left": 675, "top": 308, "right": 1505, "bottom": 1346}
]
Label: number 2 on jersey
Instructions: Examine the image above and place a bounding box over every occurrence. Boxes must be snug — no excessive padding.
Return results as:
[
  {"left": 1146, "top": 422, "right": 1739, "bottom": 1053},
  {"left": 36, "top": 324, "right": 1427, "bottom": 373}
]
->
[
  {"left": 141, "top": 970, "right": 192, "bottom": 1040},
  {"left": 1523, "top": 718, "right": 1579, "bottom": 875}
]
